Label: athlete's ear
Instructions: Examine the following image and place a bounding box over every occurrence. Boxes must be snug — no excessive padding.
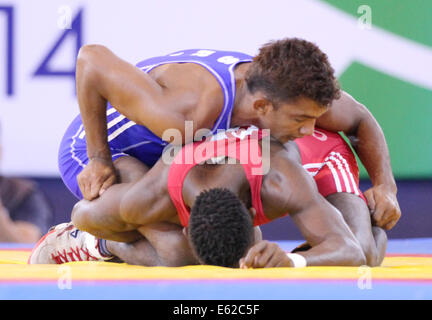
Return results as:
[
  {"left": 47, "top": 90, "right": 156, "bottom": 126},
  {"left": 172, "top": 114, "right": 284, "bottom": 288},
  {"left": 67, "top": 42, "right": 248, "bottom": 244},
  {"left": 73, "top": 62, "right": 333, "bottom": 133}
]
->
[
  {"left": 248, "top": 207, "right": 256, "bottom": 219},
  {"left": 253, "top": 97, "right": 273, "bottom": 115}
]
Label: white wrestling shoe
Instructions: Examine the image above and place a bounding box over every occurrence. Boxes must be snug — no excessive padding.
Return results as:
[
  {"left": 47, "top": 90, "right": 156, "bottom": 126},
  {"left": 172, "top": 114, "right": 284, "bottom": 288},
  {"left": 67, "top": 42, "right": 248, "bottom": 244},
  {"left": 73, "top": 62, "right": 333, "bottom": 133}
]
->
[{"left": 28, "top": 222, "right": 111, "bottom": 264}]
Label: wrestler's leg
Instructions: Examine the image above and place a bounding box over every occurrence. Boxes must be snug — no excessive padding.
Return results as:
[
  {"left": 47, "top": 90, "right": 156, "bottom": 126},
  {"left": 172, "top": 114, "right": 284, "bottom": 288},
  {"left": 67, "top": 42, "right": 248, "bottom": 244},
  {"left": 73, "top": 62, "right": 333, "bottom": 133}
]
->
[
  {"left": 372, "top": 226, "right": 387, "bottom": 265},
  {"left": 326, "top": 192, "right": 387, "bottom": 266},
  {"left": 105, "top": 237, "right": 160, "bottom": 266},
  {"left": 106, "top": 222, "right": 199, "bottom": 267},
  {"left": 114, "top": 156, "right": 150, "bottom": 184}
]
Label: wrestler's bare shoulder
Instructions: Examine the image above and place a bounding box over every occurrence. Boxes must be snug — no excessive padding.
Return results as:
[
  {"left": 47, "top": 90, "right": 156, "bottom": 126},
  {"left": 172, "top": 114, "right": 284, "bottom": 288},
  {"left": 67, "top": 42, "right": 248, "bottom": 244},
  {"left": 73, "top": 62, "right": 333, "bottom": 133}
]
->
[
  {"left": 148, "top": 63, "right": 224, "bottom": 126},
  {"left": 148, "top": 63, "right": 221, "bottom": 98}
]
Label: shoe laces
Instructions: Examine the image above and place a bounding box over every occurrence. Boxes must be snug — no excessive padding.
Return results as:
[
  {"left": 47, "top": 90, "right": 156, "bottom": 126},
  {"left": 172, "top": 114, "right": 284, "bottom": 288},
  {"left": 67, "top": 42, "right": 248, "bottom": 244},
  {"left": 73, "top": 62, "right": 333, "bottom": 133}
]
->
[{"left": 51, "top": 246, "right": 99, "bottom": 264}]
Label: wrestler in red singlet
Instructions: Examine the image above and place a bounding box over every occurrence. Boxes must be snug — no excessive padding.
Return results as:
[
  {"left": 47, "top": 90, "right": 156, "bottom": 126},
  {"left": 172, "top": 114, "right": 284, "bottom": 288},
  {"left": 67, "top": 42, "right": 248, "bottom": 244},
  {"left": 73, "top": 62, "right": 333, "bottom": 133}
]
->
[
  {"left": 167, "top": 126, "right": 366, "bottom": 227},
  {"left": 296, "top": 128, "right": 367, "bottom": 202}
]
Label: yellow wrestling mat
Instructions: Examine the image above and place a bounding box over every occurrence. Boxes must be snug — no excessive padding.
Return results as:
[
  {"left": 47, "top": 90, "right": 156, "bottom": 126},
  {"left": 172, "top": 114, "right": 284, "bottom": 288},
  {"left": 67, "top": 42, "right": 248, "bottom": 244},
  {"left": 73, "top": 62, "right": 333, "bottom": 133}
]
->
[
  {"left": 1, "top": 249, "right": 432, "bottom": 281},
  {"left": 1, "top": 240, "right": 431, "bottom": 299}
]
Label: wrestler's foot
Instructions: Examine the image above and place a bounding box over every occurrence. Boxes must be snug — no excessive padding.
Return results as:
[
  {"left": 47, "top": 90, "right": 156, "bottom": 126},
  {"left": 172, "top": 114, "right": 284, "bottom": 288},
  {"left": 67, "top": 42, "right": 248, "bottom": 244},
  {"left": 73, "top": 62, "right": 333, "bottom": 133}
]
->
[{"left": 28, "top": 222, "right": 112, "bottom": 264}]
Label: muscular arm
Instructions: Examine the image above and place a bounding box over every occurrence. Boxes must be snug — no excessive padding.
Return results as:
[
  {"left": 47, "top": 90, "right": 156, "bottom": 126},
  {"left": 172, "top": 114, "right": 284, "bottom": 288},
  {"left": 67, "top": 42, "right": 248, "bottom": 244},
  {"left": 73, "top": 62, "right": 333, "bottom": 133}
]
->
[
  {"left": 72, "top": 159, "right": 173, "bottom": 240},
  {"left": 316, "top": 91, "right": 400, "bottom": 229},
  {"left": 76, "top": 45, "right": 192, "bottom": 155},
  {"left": 317, "top": 91, "right": 395, "bottom": 189},
  {"left": 244, "top": 150, "right": 366, "bottom": 267},
  {"left": 288, "top": 195, "right": 366, "bottom": 266},
  {"left": 75, "top": 45, "right": 209, "bottom": 199}
]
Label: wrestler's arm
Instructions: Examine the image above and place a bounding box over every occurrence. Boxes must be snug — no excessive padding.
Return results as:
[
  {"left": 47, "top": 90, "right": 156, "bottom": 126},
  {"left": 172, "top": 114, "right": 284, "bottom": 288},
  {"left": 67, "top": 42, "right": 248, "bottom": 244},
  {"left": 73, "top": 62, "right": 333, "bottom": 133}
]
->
[
  {"left": 71, "top": 159, "right": 172, "bottom": 237},
  {"left": 76, "top": 44, "right": 198, "bottom": 147},
  {"left": 106, "top": 223, "right": 199, "bottom": 267},
  {"left": 75, "top": 45, "right": 206, "bottom": 200},
  {"left": 316, "top": 91, "right": 400, "bottom": 230},
  {"left": 72, "top": 157, "right": 196, "bottom": 267},
  {"left": 242, "top": 152, "right": 366, "bottom": 268},
  {"left": 71, "top": 182, "right": 141, "bottom": 242}
]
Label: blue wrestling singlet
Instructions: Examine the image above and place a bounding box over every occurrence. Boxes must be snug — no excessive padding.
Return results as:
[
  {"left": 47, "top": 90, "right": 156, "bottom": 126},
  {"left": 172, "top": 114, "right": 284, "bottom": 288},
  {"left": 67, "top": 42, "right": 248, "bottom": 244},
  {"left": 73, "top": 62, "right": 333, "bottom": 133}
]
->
[{"left": 58, "top": 49, "right": 253, "bottom": 199}]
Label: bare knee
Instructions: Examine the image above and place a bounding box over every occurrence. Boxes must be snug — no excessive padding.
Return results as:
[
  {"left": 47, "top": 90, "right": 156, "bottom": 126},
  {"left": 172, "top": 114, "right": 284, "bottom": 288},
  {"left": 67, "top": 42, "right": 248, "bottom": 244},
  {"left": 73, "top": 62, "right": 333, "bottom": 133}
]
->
[
  {"left": 71, "top": 201, "right": 92, "bottom": 231},
  {"left": 113, "top": 156, "right": 149, "bottom": 183},
  {"left": 359, "top": 230, "right": 388, "bottom": 267},
  {"left": 361, "top": 241, "right": 380, "bottom": 267},
  {"left": 371, "top": 227, "right": 388, "bottom": 266}
]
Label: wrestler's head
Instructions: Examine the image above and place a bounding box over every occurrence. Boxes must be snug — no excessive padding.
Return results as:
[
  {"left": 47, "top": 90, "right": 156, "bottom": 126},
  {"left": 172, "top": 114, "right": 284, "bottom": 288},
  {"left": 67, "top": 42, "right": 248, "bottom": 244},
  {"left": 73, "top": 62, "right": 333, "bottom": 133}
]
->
[
  {"left": 186, "top": 188, "right": 254, "bottom": 268},
  {"left": 244, "top": 38, "right": 340, "bottom": 143}
]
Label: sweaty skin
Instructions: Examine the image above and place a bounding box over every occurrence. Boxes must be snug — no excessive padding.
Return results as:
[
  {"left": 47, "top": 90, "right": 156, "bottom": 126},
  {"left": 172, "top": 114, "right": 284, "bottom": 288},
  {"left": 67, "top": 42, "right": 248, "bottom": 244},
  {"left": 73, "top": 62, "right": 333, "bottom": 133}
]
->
[
  {"left": 72, "top": 137, "right": 378, "bottom": 268},
  {"left": 75, "top": 45, "right": 400, "bottom": 230}
]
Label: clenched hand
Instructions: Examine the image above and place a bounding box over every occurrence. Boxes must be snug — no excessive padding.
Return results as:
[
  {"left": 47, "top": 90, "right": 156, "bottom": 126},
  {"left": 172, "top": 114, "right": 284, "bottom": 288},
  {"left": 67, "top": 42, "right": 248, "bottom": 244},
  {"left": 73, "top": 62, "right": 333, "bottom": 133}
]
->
[
  {"left": 364, "top": 184, "right": 401, "bottom": 230},
  {"left": 239, "top": 240, "right": 293, "bottom": 268}
]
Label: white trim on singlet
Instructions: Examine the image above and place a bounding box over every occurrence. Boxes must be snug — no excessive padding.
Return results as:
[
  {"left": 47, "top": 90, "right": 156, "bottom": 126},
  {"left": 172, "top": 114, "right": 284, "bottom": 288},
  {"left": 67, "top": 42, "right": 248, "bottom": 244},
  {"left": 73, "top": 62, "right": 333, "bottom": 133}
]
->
[
  {"left": 303, "top": 155, "right": 360, "bottom": 195},
  {"left": 70, "top": 124, "right": 86, "bottom": 169},
  {"left": 331, "top": 152, "right": 360, "bottom": 195},
  {"left": 325, "top": 160, "right": 342, "bottom": 193},
  {"left": 303, "top": 163, "right": 325, "bottom": 170},
  {"left": 303, "top": 163, "right": 323, "bottom": 177},
  {"left": 327, "top": 155, "right": 352, "bottom": 193},
  {"left": 120, "top": 140, "right": 154, "bottom": 152},
  {"left": 305, "top": 157, "right": 351, "bottom": 193},
  {"left": 108, "top": 121, "right": 136, "bottom": 142},
  {"left": 226, "top": 61, "right": 248, "bottom": 129},
  {"left": 79, "top": 114, "right": 126, "bottom": 139},
  {"left": 107, "top": 108, "right": 117, "bottom": 116},
  {"left": 108, "top": 114, "right": 126, "bottom": 129},
  {"left": 111, "top": 152, "right": 129, "bottom": 158}
]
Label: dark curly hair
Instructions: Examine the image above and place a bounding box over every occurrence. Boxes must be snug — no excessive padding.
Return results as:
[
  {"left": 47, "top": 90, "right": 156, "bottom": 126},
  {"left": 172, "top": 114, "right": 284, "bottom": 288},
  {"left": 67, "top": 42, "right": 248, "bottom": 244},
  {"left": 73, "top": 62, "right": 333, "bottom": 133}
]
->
[
  {"left": 188, "top": 188, "right": 254, "bottom": 268},
  {"left": 246, "top": 38, "right": 340, "bottom": 106}
]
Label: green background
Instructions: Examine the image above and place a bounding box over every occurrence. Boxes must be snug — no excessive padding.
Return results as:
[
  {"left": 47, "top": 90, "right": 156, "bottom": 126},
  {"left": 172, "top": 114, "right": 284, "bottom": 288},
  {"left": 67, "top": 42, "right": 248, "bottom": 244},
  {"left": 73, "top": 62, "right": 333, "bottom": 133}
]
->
[{"left": 323, "top": 0, "right": 432, "bottom": 179}]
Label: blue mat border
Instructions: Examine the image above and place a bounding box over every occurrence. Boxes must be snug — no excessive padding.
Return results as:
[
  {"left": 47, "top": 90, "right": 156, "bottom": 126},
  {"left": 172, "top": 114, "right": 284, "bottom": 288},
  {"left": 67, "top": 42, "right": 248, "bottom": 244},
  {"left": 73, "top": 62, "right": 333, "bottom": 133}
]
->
[{"left": 0, "top": 280, "right": 431, "bottom": 300}]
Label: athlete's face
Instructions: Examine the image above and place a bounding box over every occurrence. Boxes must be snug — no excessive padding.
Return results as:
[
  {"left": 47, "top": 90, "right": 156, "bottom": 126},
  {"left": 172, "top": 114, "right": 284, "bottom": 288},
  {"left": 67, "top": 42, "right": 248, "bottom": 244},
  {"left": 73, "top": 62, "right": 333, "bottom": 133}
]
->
[{"left": 257, "top": 97, "right": 328, "bottom": 143}]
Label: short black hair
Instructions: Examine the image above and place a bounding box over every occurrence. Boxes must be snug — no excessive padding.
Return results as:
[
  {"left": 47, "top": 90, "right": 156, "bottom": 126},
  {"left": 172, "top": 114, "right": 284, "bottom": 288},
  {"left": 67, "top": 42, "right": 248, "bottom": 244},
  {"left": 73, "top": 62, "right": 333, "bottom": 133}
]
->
[
  {"left": 188, "top": 188, "right": 254, "bottom": 268},
  {"left": 246, "top": 38, "right": 340, "bottom": 106}
]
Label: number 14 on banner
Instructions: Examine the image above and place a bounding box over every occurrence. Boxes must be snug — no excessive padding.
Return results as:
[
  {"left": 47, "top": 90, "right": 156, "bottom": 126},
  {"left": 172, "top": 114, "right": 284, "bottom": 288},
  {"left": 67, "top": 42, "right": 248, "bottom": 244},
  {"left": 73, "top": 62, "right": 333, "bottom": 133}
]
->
[{"left": 1, "top": 6, "right": 83, "bottom": 97}]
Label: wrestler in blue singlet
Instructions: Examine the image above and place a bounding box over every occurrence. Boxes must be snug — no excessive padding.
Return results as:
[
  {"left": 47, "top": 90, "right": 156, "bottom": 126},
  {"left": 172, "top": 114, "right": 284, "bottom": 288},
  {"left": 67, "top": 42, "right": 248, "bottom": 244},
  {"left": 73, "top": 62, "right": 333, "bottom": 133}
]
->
[{"left": 58, "top": 49, "right": 253, "bottom": 199}]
